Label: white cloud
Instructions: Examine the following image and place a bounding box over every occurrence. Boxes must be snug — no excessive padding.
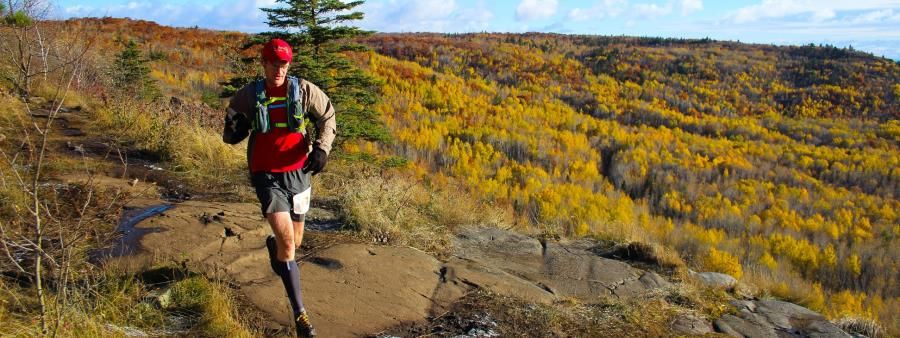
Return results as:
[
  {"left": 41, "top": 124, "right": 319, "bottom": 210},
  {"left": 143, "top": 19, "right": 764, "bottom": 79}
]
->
[
  {"left": 811, "top": 8, "right": 837, "bottom": 21},
  {"left": 456, "top": 2, "right": 496, "bottom": 31},
  {"left": 255, "top": 0, "right": 277, "bottom": 7},
  {"left": 731, "top": 0, "right": 900, "bottom": 23},
  {"left": 358, "top": 0, "right": 494, "bottom": 33},
  {"left": 388, "top": 0, "right": 458, "bottom": 22},
  {"left": 516, "top": 0, "right": 559, "bottom": 21},
  {"left": 566, "top": 0, "right": 628, "bottom": 21},
  {"left": 634, "top": 3, "right": 672, "bottom": 18},
  {"left": 680, "top": 0, "right": 703, "bottom": 15},
  {"left": 60, "top": 0, "right": 272, "bottom": 32},
  {"left": 851, "top": 8, "right": 896, "bottom": 23}
]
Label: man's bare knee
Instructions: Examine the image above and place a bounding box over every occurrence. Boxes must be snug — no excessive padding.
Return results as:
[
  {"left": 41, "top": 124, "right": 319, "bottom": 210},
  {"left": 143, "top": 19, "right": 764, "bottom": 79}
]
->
[
  {"left": 266, "top": 212, "right": 296, "bottom": 261},
  {"left": 276, "top": 236, "right": 294, "bottom": 261}
]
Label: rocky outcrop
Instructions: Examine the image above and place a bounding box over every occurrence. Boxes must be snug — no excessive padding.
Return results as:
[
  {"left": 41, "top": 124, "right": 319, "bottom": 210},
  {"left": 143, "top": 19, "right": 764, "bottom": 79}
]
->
[
  {"left": 452, "top": 227, "right": 672, "bottom": 301},
  {"left": 110, "top": 207, "right": 678, "bottom": 335},
  {"left": 104, "top": 198, "right": 849, "bottom": 337},
  {"left": 715, "top": 300, "right": 851, "bottom": 338}
]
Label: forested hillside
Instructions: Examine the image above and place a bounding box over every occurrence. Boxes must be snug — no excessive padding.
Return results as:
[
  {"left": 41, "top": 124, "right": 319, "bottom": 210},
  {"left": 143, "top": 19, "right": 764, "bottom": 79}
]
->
[
  {"left": 64, "top": 17, "right": 247, "bottom": 105},
  {"left": 354, "top": 33, "right": 899, "bottom": 330},
  {"left": 30, "top": 19, "right": 899, "bottom": 332}
]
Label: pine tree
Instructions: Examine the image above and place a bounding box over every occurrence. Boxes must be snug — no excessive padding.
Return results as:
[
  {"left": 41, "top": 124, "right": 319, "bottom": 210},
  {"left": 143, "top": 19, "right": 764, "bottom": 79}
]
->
[
  {"left": 227, "top": 0, "right": 389, "bottom": 143},
  {"left": 113, "top": 40, "right": 160, "bottom": 101}
]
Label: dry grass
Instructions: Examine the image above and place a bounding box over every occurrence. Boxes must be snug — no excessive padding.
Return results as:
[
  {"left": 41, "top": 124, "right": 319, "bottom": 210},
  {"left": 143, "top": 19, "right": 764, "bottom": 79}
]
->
[
  {"left": 597, "top": 241, "right": 688, "bottom": 277},
  {"left": 166, "top": 276, "right": 255, "bottom": 337},
  {"left": 835, "top": 316, "right": 885, "bottom": 338},
  {"left": 167, "top": 123, "right": 247, "bottom": 193},
  {"left": 318, "top": 159, "right": 510, "bottom": 254},
  {"left": 88, "top": 97, "right": 250, "bottom": 197},
  {"left": 0, "top": 93, "right": 30, "bottom": 217},
  {"left": 665, "top": 279, "right": 736, "bottom": 319},
  {"left": 387, "top": 287, "right": 724, "bottom": 338},
  {"left": 29, "top": 82, "right": 91, "bottom": 112},
  {"left": 743, "top": 265, "right": 899, "bottom": 335},
  {"left": 0, "top": 267, "right": 254, "bottom": 337},
  {"left": 1, "top": 89, "right": 253, "bottom": 336}
]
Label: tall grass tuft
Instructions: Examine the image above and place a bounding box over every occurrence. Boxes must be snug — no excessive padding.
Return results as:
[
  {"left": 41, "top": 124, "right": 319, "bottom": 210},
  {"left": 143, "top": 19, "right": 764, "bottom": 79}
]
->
[
  {"left": 89, "top": 97, "right": 249, "bottom": 196},
  {"left": 322, "top": 160, "right": 509, "bottom": 255},
  {"left": 168, "top": 124, "right": 246, "bottom": 192},
  {"left": 167, "top": 276, "right": 254, "bottom": 337},
  {"left": 0, "top": 268, "right": 254, "bottom": 337},
  {"left": 835, "top": 316, "right": 884, "bottom": 338}
]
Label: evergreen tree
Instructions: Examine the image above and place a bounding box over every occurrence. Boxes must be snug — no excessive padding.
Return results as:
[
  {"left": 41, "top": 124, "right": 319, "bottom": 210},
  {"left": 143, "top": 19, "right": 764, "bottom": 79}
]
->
[
  {"left": 226, "top": 0, "right": 389, "bottom": 143},
  {"left": 113, "top": 40, "right": 160, "bottom": 101}
]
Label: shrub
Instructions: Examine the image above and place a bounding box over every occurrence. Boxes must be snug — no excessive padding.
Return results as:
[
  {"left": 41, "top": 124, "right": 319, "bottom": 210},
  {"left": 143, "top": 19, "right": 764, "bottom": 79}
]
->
[
  {"left": 3, "top": 11, "right": 31, "bottom": 27},
  {"left": 168, "top": 276, "right": 254, "bottom": 337},
  {"left": 330, "top": 161, "right": 508, "bottom": 254},
  {"left": 701, "top": 247, "right": 743, "bottom": 279}
]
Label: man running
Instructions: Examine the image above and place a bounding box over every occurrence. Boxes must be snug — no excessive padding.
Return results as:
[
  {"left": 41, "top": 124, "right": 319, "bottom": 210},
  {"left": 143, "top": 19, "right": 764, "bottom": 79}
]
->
[{"left": 222, "top": 38, "right": 336, "bottom": 338}]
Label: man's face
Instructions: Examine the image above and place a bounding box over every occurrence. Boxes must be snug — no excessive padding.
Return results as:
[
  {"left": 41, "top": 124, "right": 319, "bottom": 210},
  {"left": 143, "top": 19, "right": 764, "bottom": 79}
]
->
[{"left": 263, "top": 60, "right": 290, "bottom": 87}]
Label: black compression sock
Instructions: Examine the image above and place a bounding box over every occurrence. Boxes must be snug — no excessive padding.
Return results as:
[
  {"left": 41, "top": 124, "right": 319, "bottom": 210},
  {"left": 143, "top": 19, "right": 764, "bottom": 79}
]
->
[
  {"left": 266, "top": 235, "right": 282, "bottom": 274},
  {"left": 277, "top": 260, "right": 305, "bottom": 316}
]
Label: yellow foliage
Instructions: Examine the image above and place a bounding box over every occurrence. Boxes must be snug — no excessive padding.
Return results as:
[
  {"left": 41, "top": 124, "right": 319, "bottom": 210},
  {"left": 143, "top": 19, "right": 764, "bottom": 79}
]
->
[
  {"left": 823, "top": 244, "right": 837, "bottom": 267},
  {"left": 847, "top": 254, "right": 862, "bottom": 276},
  {"left": 695, "top": 226, "right": 726, "bottom": 246},
  {"left": 829, "top": 290, "right": 866, "bottom": 318},
  {"left": 360, "top": 36, "right": 899, "bottom": 332},
  {"left": 759, "top": 252, "right": 778, "bottom": 271},
  {"left": 575, "top": 222, "right": 590, "bottom": 237},
  {"left": 701, "top": 247, "right": 743, "bottom": 279},
  {"left": 805, "top": 283, "right": 827, "bottom": 313}
]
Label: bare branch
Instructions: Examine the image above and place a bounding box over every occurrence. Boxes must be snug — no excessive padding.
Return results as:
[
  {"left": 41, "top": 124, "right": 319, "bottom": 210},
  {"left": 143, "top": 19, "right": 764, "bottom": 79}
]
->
[{"left": 0, "top": 220, "right": 28, "bottom": 274}]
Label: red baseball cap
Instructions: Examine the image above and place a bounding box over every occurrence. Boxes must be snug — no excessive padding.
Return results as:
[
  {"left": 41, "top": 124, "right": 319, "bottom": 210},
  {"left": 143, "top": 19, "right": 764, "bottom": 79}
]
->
[{"left": 262, "top": 38, "right": 293, "bottom": 62}]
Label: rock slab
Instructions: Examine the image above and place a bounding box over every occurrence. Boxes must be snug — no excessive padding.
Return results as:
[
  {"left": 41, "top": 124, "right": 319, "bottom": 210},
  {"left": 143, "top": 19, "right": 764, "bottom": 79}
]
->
[
  {"left": 715, "top": 300, "right": 851, "bottom": 338},
  {"left": 453, "top": 228, "right": 672, "bottom": 302}
]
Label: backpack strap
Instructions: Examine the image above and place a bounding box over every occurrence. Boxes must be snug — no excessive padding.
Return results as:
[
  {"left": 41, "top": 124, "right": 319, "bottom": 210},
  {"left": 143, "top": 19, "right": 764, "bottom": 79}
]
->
[
  {"left": 253, "top": 77, "right": 306, "bottom": 133},
  {"left": 286, "top": 76, "right": 307, "bottom": 132},
  {"left": 253, "top": 79, "right": 271, "bottom": 133}
]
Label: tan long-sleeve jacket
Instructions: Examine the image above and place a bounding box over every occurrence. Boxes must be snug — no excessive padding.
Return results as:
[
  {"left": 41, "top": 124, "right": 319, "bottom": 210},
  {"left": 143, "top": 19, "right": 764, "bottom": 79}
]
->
[{"left": 222, "top": 78, "right": 337, "bottom": 155}]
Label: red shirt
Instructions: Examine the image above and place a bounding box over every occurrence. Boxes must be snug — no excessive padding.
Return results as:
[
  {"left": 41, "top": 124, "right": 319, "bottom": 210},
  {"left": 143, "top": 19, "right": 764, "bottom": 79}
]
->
[{"left": 249, "top": 83, "right": 308, "bottom": 173}]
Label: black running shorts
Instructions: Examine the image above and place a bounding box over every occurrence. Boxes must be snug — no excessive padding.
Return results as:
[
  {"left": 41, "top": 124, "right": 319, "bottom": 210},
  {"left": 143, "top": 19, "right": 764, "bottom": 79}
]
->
[{"left": 251, "top": 169, "right": 311, "bottom": 222}]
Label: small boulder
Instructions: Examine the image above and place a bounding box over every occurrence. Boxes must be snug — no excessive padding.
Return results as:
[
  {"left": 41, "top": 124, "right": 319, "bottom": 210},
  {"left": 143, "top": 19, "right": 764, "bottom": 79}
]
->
[
  {"left": 691, "top": 271, "right": 738, "bottom": 288},
  {"left": 145, "top": 287, "right": 173, "bottom": 309}
]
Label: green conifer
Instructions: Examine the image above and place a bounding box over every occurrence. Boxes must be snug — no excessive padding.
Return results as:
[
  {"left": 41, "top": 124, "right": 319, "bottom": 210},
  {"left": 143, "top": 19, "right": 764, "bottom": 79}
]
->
[
  {"left": 113, "top": 40, "right": 160, "bottom": 101},
  {"left": 225, "top": 0, "right": 389, "bottom": 143}
]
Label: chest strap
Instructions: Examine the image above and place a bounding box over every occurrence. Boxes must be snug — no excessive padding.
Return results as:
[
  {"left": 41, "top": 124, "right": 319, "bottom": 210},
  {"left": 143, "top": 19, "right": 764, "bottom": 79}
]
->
[{"left": 253, "top": 76, "right": 308, "bottom": 134}]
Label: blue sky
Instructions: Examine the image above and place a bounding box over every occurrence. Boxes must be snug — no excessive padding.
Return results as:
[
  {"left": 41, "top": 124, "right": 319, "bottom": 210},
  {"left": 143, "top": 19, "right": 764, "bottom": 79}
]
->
[{"left": 56, "top": 0, "right": 900, "bottom": 59}]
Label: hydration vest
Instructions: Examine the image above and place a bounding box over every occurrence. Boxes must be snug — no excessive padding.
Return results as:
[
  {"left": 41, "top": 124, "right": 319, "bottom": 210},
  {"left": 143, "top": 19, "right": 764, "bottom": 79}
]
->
[{"left": 252, "top": 76, "right": 308, "bottom": 134}]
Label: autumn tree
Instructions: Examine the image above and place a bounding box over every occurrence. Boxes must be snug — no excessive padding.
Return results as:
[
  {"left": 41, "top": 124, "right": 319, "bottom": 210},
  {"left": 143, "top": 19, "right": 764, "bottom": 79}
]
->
[{"left": 0, "top": 0, "right": 42, "bottom": 97}]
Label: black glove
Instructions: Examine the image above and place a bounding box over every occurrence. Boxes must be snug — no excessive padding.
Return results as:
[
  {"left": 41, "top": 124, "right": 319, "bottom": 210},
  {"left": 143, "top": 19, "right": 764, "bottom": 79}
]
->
[{"left": 302, "top": 148, "right": 328, "bottom": 175}]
